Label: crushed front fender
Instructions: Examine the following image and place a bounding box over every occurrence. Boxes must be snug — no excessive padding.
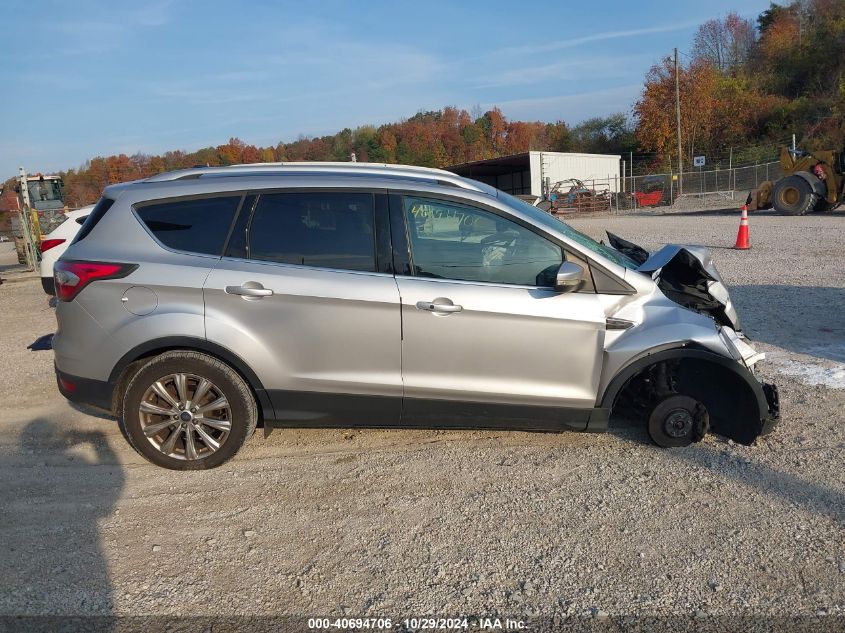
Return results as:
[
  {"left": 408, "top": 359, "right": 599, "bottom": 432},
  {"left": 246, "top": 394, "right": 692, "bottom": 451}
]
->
[
  {"left": 601, "top": 348, "right": 781, "bottom": 445},
  {"left": 606, "top": 232, "right": 741, "bottom": 331},
  {"left": 761, "top": 382, "right": 780, "bottom": 436}
]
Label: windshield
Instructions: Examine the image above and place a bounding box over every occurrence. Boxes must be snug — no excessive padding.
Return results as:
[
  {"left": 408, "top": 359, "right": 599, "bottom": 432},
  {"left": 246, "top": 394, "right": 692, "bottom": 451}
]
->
[
  {"left": 28, "top": 179, "right": 64, "bottom": 211},
  {"left": 497, "top": 191, "right": 640, "bottom": 270}
]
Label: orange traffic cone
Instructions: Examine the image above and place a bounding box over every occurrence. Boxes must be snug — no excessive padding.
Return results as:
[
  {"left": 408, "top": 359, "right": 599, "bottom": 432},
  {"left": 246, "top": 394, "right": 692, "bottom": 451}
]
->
[{"left": 734, "top": 204, "right": 750, "bottom": 250}]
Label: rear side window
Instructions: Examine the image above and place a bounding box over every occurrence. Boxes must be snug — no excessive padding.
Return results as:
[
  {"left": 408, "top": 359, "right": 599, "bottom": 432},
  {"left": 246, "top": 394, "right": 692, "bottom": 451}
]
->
[
  {"left": 72, "top": 197, "right": 115, "bottom": 244},
  {"left": 136, "top": 196, "right": 241, "bottom": 256},
  {"left": 248, "top": 192, "right": 376, "bottom": 272}
]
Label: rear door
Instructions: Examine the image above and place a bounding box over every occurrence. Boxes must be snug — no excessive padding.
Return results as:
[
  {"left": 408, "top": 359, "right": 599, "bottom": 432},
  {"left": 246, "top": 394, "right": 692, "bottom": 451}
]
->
[
  {"left": 393, "top": 193, "right": 606, "bottom": 428},
  {"left": 204, "top": 190, "right": 402, "bottom": 424}
]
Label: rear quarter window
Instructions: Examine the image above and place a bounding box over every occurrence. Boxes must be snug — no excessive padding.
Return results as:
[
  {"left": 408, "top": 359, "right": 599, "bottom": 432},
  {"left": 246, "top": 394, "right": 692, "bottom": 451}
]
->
[
  {"left": 136, "top": 196, "right": 242, "bottom": 256},
  {"left": 72, "top": 197, "right": 115, "bottom": 244}
]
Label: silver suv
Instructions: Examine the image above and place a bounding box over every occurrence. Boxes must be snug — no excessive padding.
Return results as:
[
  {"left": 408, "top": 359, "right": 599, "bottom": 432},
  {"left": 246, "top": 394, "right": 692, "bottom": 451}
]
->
[{"left": 53, "top": 163, "right": 779, "bottom": 469}]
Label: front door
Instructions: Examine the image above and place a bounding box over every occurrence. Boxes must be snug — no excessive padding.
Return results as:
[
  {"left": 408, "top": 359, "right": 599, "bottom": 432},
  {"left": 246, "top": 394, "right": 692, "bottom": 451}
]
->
[
  {"left": 204, "top": 190, "right": 402, "bottom": 424},
  {"left": 395, "top": 194, "right": 606, "bottom": 429}
]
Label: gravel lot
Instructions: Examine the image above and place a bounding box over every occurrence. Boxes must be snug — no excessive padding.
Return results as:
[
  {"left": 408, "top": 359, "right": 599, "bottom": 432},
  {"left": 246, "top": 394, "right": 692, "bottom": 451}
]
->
[{"left": 1, "top": 209, "right": 844, "bottom": 629}]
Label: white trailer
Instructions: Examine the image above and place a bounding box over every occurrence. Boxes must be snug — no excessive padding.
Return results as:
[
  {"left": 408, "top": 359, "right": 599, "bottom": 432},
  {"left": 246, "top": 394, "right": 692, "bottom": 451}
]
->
[{"left": 448, "top": 151, "right": 621, "bottom": 198}]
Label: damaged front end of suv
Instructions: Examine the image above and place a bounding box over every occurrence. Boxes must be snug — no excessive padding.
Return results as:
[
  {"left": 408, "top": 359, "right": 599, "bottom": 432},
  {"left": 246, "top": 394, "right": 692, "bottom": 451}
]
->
[{"left": 596, "top": 233, "right": 780, "bottom": 447}]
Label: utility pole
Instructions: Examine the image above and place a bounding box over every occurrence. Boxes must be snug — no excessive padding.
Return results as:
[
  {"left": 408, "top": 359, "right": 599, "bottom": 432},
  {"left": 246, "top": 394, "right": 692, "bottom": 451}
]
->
[{"left": 674, "top": 48, "right": 683, "bottom": 196}]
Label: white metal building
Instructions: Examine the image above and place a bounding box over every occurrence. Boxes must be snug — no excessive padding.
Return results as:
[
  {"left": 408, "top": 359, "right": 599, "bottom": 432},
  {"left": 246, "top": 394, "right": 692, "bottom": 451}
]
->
[{"left": 448, "top": 151, "right": 621, "bottom": 197}]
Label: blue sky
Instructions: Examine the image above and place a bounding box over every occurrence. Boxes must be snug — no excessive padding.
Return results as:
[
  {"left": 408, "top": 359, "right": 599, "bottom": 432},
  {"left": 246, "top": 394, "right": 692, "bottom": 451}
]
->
[{"left": 1, "top": 0, "right": 772, "bottom": 178}]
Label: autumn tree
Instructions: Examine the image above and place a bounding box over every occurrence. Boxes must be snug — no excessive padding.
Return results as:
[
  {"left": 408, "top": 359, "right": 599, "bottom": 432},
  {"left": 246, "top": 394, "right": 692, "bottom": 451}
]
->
[
  {"left": 477, "top": 108, "right": 507, "bottom": 155},
  {"left": 692, "top": 13, "right": 755, "bottom": 72},
  {"left": 757, "top": 2, "right": 800, "bottom": 34},
  {"left": 217, "top": 138, "right": 246, "bottom": 165},
  {"left": 377, "top": 129, "right": 398, "bottom": 163},
  {"left": 635, "top": 60, "right": 720, "bottom": 168}
]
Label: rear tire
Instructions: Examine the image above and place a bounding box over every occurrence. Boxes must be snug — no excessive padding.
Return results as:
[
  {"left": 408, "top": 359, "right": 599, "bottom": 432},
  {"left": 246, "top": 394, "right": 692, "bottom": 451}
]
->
[
  {"left": 647, "top": 394, "right": 709, "bottom": 448},
  {"left": 772, "top": 175, "right": 818, "bottom": 215},
  {"left": 120, "top": 351, "right": 257, "bottom": 470}
]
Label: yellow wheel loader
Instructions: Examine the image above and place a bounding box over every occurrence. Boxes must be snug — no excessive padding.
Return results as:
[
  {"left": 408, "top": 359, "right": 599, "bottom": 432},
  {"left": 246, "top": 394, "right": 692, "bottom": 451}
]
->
[{"left": 752, "top": 146, "right": 844, "bottom": 215}]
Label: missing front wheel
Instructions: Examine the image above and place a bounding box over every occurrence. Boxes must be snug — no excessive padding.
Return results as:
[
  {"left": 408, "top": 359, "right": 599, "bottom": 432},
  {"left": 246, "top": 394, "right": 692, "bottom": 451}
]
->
[{"left": 647, "top": 394, "right": 709, "bottom": 448}]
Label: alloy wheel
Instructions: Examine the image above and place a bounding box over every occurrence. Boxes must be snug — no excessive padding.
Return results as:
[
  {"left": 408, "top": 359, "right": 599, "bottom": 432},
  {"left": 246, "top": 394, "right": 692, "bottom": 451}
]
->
[{"left": 138, "top": 373, "right": 232, "bottom": 460}]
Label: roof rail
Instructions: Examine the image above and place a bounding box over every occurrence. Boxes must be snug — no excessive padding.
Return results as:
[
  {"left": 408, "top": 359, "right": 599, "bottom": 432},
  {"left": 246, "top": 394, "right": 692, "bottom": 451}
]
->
[
  {"left": 142, "top": 162, "right": 493, "bottom": 195},
  {"left": 230, "top": 161, "right": 458, "bottom": 176}
]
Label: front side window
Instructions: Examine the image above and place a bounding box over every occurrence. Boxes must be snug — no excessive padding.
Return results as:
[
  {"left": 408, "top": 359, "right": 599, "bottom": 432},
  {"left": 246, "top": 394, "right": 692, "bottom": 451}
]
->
[
  {"left": 136, "top": 196, "right": 241, "bottom": 256},
  {"left": 498, "top": 191, "right": 640, "bottom": 270},
  {"left": 248, "top": 192, "right": 376, "bottom": 272},
  {"left": 404, "top": 196, "right": 562, "bottom": 287}
]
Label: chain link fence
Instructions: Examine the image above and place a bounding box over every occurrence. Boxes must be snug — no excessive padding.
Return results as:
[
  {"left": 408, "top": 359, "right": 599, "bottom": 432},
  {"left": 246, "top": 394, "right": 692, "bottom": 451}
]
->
[
  {"left": 621, "top": 161, "right": 783, "bottom": 211},
  {"left": 542, "top": 161, "right": 783, "bottom": 214}
]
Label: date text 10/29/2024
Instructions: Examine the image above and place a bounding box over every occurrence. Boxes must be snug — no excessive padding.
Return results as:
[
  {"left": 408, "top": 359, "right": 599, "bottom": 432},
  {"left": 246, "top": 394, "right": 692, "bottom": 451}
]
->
[{"left": 307, "top": 617, "right": 527, "bottom": 630}]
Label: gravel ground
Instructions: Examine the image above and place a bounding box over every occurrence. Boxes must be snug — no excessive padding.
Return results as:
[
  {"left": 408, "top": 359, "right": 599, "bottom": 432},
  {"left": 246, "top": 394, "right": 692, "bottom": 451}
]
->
[{"left": 1, "top": 210, "right": 844, "bottom": 629}]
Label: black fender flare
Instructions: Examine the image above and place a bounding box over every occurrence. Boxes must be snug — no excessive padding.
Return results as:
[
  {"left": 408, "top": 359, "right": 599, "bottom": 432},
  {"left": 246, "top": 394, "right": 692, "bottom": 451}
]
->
[
  {"left": 597, "top": 346, "right": 771, "bottom": 443},
  {"left": 107, "top": 336, "right": 275, "bottom": 420},
  {"left": 794, "top": 170, "right": 827, "bottom": 197}
]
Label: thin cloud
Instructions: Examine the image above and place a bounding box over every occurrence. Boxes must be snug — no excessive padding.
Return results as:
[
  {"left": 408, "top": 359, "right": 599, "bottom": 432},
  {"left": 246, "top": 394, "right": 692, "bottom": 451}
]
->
[
  {"left": 265, "top": 43, "right": 444, "bottom": 88},
  {"left": 491, "top": 84, "right": 643, "bottom": 122},
  {"left": 49, "top": 20, "right": 123, "bottom": 35},
  {"left": 472, "top": 55, "right": 652, "bottom": 89},
  {"left": 150, "top": 88, "right": 262, "bottom": 105},
  {"left": 493, "top": 19, "right": 706, "bottom": 57},
  {"left": 257, "top": 17, "right": 446, "bottom": 89},
  {"left": 129, "top": 0, "right": 177, "bottom": 27},
  {"left": 42, "top": 4, "right": 175, "bottom": 57}
]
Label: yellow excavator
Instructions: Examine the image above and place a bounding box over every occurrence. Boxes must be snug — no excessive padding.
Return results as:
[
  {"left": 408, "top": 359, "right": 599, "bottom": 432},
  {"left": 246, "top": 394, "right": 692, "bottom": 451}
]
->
[{"left": 752, "top": 145, "right": 844, "bottom": 214}]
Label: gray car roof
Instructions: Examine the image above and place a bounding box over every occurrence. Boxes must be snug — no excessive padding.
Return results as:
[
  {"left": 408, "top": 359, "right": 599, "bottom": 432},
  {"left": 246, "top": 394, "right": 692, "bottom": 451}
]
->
[{"left": 132, "top": 162, "right": 498, "bottom": 197}]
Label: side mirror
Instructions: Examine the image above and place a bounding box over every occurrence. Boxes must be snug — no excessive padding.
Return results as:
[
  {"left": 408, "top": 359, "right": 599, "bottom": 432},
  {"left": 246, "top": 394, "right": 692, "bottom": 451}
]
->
[{"left": 554, "top": 261, "right": 585, "bottom": 293}]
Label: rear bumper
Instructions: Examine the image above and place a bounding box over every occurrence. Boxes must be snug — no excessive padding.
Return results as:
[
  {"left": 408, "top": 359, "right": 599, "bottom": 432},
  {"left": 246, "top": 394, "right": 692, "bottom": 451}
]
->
[
  {"left": 41, "top": 277, "right": 55, "bottom": 295},
  {"left": 55, "top": 366, "right": 113, "bottom": 413}
]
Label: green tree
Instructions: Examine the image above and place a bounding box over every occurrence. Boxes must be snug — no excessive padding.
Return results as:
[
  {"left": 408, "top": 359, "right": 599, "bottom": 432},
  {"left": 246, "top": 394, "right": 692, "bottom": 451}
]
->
[{"left": 572, "top": 114, "right": 636, "bottom": 154}]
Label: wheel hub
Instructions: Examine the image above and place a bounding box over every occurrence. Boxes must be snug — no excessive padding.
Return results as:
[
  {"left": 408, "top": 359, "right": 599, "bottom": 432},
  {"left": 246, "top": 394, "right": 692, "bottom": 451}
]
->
[
  {"left": 782, "top": 187, "right": 799, "bottom": 205},
  {"left": 664, "top": 408, "right": 694, "bottom": 438}
]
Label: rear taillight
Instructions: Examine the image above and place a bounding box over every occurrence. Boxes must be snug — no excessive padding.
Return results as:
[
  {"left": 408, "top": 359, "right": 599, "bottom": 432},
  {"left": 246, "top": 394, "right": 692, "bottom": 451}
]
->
[
  {"left": 54, "top": 260, "right": 138, "bottom": 302},
  {"left": 40, "top": 238, "right": 66, "bottom": 253}
]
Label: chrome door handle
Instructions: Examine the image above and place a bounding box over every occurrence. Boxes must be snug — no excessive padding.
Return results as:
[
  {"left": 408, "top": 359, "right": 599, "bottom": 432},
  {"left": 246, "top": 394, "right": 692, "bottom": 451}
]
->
[
  {"left": 225, "top": 283, "right": 273, "bottom": 298},
  {"left": 416, "top": 300, "right": 462, "bottom": 313}
]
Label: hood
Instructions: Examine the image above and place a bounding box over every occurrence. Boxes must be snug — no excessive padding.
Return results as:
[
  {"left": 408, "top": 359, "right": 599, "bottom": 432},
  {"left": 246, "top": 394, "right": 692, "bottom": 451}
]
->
[{"left": 607, "top": 232, "right": 741, "bottom": 331}]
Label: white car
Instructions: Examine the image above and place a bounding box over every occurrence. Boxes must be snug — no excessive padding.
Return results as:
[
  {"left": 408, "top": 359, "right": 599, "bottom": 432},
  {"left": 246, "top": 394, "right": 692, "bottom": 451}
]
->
[{"left": 40, "top": 206, "right": 93, "bottom": 294}]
